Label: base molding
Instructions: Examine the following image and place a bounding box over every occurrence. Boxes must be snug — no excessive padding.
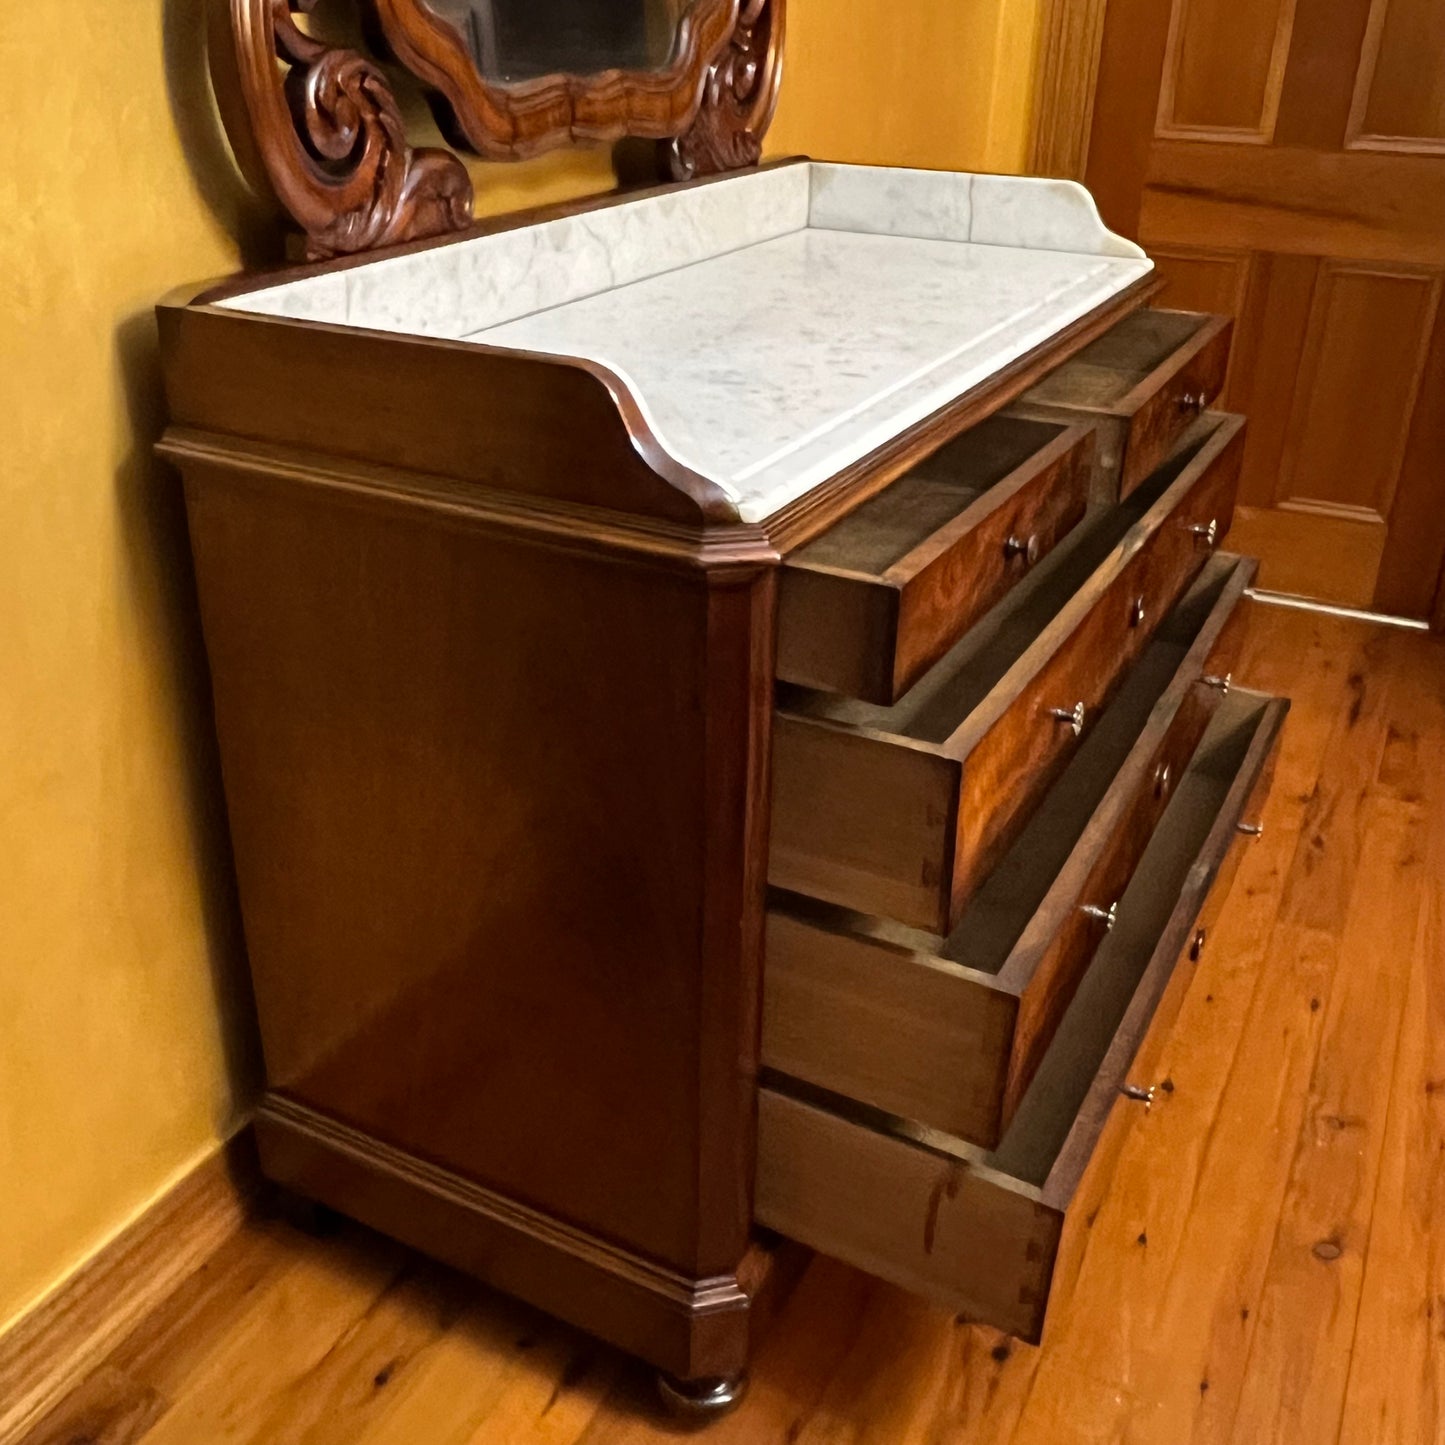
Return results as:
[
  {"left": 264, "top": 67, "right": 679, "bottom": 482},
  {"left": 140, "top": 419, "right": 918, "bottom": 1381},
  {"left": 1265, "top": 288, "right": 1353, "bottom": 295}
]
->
[
  {"left": 254, "top": 1093, "right": 765, "bottom": 1381},
  {"left": 0, "top": 1133, "right": 259, "bottom": 1445}
]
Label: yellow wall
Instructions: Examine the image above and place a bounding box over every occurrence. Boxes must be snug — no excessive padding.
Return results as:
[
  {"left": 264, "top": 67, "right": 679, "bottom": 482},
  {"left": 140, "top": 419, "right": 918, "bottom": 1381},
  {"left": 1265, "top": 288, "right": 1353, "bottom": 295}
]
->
[
  {"left": 0, "top": 0, "right": 1037, "bottom": 1338},
  {"left": 768, "top": 0, "right": 1042, "bottom": 174}
]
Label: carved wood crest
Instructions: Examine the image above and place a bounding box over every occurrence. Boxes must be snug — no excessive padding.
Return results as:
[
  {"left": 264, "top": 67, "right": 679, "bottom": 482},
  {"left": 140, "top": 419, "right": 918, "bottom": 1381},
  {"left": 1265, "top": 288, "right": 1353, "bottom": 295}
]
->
[{"left": 216, "top": 0, "right": 786, "bottom": 260}]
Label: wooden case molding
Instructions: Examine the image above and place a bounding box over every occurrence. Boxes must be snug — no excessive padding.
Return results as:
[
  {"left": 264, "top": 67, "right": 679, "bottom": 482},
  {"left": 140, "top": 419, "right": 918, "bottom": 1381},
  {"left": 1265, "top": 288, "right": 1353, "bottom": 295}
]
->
[{"left": 217, "top": 0, "right": 786, "bottom": 258}]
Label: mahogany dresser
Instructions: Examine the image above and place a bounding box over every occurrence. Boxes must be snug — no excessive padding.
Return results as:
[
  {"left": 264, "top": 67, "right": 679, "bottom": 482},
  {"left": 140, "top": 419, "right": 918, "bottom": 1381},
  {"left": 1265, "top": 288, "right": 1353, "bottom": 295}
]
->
[{"left": 161, "top": 0, "right": 1286, "bottom": 1415}]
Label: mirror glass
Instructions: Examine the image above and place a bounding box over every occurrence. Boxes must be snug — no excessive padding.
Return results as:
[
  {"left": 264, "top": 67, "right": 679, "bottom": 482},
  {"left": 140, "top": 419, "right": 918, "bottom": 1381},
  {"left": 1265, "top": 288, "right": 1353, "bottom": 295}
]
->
[{"left": 422, "top": 0, "right": 700, "bottom": 84}]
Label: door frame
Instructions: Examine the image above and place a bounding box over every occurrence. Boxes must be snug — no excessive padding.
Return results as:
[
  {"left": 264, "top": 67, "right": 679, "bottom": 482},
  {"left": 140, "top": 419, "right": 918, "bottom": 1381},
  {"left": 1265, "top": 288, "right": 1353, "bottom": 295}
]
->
[{"left": 1029, "top": 0, "right": 1110, "bottom": 180}]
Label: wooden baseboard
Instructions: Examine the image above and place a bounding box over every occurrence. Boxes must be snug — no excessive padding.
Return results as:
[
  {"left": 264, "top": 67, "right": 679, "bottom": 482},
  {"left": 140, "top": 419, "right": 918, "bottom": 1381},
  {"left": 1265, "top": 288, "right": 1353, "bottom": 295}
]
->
[{"left": 0, "top": 1132, "right": 260, "bottom": 1445}]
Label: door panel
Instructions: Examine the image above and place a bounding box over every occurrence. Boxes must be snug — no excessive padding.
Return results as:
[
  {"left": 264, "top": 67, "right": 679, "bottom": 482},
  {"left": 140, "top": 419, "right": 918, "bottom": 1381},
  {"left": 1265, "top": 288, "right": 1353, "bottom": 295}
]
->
[
  {"left": 1280, "top": 264, "right": 1440, "bottom": 519},
  {"left": 1085, "top": 0, "right": 1445, "bottom": 620},
  {"left": 1157, "top": 0, "right": 1297, "bottom": 140},
  {"left": 1349, "top": 0, "right": 1445, "bottom": 150}
]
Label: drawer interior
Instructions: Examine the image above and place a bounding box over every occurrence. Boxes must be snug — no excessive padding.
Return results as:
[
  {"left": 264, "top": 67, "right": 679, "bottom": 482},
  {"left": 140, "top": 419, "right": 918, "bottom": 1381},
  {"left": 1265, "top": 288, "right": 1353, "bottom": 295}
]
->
[
  {"left": 795, "top": 550, "right": 1246, "bottom": 983},
  {"left": 1022, "top": 309, "right": 1215, "bottom": 412},
  {"left": 790, "top": 415, "right": 1075, "bottom": 577},
  {"left": 991, "top": 687, "right": 1277, "bottom": 1186},
  {"left": 778, "top": 413, "right": 1226, "bottom": 747},
  {"left": 757, "top": 690, "right": 1287, "bottom": 1337},
  {"left": 763, "top": 553, "right": 1251, "bottom": 1145},
  {"left": 901, "top": 688, "right": 1278, "bottom": 1184}
]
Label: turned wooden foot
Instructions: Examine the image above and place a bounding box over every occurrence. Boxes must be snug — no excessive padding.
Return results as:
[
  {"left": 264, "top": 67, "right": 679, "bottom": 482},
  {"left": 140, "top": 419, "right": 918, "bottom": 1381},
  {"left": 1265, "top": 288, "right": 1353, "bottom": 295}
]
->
[{"left": 655, "top": 1371, "right": 749, "bottom": 1419}]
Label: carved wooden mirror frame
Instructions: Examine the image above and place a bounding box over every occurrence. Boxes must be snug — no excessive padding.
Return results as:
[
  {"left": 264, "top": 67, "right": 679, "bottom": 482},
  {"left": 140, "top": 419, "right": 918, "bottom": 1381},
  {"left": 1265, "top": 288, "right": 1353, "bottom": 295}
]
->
[{"left": 213, "top": 0, "right": 786, "bottom": 259}]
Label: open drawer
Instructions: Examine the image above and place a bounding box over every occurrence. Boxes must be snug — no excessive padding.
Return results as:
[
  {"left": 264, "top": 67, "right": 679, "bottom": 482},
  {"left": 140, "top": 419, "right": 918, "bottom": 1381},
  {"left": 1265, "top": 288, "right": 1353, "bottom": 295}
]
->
[
  {"left": 763, "top": 552, "right": 1258, "bottom": 1150},
  {"left": 1011, "top": 309, "right": 1232, "bottom": 500},
  {"left": 776, "top": 415, "right": 1094, "bottom": 704},
  {"left": 770, "top": 411, "right": 1245, "bottom": 934},
  {"left": 756, "top": 688, "right": 1287, "bottom": 1342}
]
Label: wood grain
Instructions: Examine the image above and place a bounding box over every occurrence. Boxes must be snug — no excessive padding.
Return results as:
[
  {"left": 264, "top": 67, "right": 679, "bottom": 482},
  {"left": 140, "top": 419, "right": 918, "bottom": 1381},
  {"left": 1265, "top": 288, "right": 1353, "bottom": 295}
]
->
[
  {"left": 1029, "top": 0, "right": 1112, "bottom": 179},
  {"left": 1011, "top": 309, "right": 1232, "bottom": 499},
  {"left": 775, "top": 418, "right": 1094, "bottom": 704},
  {"left": 1079, "top": 0, "right": 1445, "bottom": 617},
  {"left": 18, "top": 608, "right": 1444, "bottom": 1445},
  {"left": 770, "top": 413, "right": 1245, "bottom": 933},
  {"left": 0, "top": 1135, "right": 257, "bottom": 1445}
]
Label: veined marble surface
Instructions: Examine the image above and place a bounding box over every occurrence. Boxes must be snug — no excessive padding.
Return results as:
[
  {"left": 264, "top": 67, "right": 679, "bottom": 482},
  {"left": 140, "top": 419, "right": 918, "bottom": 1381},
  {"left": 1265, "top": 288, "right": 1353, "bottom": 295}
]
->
[{"left": 220, "top": 164, "right": 1151, "bottom": 522}]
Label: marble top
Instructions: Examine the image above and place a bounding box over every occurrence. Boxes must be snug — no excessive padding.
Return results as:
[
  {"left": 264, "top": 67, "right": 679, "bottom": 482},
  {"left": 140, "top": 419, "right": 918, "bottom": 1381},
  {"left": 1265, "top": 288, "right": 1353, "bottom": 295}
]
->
[{"left": 221, "top": 164, "right": 1150, "bottom": 522}]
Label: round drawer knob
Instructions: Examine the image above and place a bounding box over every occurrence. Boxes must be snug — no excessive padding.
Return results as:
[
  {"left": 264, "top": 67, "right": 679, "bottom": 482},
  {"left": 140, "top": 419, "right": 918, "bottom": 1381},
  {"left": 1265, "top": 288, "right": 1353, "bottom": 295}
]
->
[
  {"left": 1154, "top": 760, "right": 1173, "bottom": 798},
  {"left": 1202, "top": 671, "right": 1233, "bottom": 695},
  {"left": 1081, "top": 901, "right": 1119, "bottom": 932},
  {"left": 1005, "top": 532, "right": 1041, "bottom": 567},
  {"left": 1129, "top": 595, "right": 1148, "bottom": 628},
  {"left": 1178, "top": 390, "right": 1208, "bottom": 415},
  {"left": 1190, "top": 928, "right": 1208, "bottom": 962},
  {"left": 1049, "top": 701, "right": 1087, "bottom": 737},
  {"left": 1188, "top": 518, "right": 1220, "bottom": 547}
]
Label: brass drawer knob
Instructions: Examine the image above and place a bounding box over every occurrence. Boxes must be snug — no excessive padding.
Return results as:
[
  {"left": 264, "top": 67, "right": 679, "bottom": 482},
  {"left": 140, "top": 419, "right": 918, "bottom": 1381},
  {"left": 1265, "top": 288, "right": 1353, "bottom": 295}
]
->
[
  {"left": 1178, "top": 389, "right": 1208, "bottom": 415},
  {"left": 1202, "top": 671, "right": 1232, "bottom": 695},
  {"left": 1153, "top": 760, "right": 1172, "bottom": 798},
  {"left": 1049, "top": 701, "right": 1087, "bottom": 737},
  {"left": 1237, "top": 820, "right": 1264, "bottom": 837},
  {"left": 1004, "top": 532, "right": 1041, "bottom": 567},
  {"left": 1188, "top": 518, "right": 1220, "bottom": 547},
  {"left": 1081, "top": 901, "right": 1119, "bottom": 931},
  {"left": 1120, "top": 1082, "right": 1157, "bottom": 1109},
  {"left": 1129, "top": 595, "right": 1147, "bottom": 628}
]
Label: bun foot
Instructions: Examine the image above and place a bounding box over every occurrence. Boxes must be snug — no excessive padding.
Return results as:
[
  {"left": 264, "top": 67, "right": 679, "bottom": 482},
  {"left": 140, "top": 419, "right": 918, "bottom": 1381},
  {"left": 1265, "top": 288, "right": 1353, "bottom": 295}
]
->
[{"left": 656, "top": 1371, "right": 748, "bottom": 1419}]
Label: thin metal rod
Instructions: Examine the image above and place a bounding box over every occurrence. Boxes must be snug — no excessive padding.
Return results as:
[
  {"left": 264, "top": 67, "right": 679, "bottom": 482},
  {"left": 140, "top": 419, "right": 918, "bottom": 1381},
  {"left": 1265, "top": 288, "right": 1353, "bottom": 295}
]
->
[{"left": 1245, "top": 588, "right": 1431, "bottom": 633}]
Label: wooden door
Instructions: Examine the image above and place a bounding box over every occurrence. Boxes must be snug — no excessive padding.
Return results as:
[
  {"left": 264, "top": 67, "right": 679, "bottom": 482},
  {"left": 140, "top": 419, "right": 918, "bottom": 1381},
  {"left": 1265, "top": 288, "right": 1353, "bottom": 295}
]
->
[{"left": 1081, "top": 0, "right": 1445, "bottom": 621}]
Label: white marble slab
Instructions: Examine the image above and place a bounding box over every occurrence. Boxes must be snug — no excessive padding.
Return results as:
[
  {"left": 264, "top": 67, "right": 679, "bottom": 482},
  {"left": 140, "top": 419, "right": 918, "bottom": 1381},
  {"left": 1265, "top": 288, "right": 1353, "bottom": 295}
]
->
[{"left": 219, "top": 164, "right": 1150, "bottom": 521}]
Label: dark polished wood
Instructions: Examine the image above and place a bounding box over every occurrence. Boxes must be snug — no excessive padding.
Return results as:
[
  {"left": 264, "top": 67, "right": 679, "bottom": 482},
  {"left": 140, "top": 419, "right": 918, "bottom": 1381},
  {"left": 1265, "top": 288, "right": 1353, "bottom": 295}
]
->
[
  {"left": 776, "top": 418, "right": 1095, "bottom": 705},
  {"left": 368, "top": 0, "right": 737, "bottom": 160},
  {"left": 158, "top": 129, "right": 1277, "bottom": 1381},
  {"left": 665, "top": 0, "right": 786, "bottom": 180},
  {"left": 215, "top": 0, "right": 475, "bottom": 260},
  {"left": 770, "top": 412, "right": 1245, "bottom": 936},
  {"left": 217, "top": 0, "right": 786, "bottom": 257},
  {"left": 762, "top": 552, "right": 1257, "bottom": 1150},
  {"left": 1011, "top": 309, "right": 1233, "bottom": 499},
  {"left": 173, "top": 426, "right": 777, "bottom": 1375},
  {"left": 756, "top": 691, "right": 1288, "bottom": 1343}
]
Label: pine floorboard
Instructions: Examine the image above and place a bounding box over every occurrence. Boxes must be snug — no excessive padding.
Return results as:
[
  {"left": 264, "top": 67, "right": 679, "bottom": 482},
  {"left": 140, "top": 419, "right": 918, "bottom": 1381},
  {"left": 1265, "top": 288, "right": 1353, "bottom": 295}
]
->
[{"left": 17, "top": 605, "right": 1445, "bottom": 1445}]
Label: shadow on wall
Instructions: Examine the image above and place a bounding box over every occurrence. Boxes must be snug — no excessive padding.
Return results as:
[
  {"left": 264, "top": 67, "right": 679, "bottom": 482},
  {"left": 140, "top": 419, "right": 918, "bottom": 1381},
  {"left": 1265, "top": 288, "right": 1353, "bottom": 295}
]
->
[
  {"left": 114, "top": 310, "right": 266, "bottom": 1126},
  {"left": 162, "top": 0, "right": 284, "bottom": 274},
  {"left": 106, "top": 1, "right": 289, "bottom": 1121}
]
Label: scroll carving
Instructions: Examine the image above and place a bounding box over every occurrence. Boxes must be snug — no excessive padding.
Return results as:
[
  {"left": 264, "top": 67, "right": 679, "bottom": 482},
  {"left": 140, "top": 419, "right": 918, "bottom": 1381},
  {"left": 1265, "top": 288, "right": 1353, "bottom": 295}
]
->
[
  {"left": 667, "top": 0, "right": 786, "bottom": 180},
  {"left": 225, "top": 0, "right": 474, "bottom": 259}
]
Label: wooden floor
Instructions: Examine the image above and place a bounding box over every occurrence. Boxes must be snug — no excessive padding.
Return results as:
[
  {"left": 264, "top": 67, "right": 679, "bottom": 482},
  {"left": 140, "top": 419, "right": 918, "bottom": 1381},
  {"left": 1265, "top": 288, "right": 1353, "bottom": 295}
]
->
[{"left": 22, "top": 603, "right": 1445, "bottom": 1445}]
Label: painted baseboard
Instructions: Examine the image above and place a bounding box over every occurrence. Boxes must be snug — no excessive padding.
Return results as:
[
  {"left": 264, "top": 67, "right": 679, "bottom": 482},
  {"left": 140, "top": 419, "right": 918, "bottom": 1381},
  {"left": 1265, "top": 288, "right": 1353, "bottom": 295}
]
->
[{"left": 0, "top": 1131, "right": 259, "bottom": 1444}]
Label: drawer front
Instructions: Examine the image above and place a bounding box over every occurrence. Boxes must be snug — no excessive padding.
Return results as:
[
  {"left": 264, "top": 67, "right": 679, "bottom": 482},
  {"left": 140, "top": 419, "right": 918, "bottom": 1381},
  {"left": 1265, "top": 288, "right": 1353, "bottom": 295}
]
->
[
  {"left": 889, "top": 432, "right": 1091, "bottom": 701},
  {"left": 948, "top": 415, "right": 1245, "bottom": 922},
  {"left": 999, "top": 685, "right": 1216, "bottom": 1127},
  {"left": 756, "top": 694, "right": 1289, "bottom": 1342},
  {"left": 1117, "top": 316, "right": 1232, "bottom": 497},
  {"left": 777, "top": 422, "right": 1094, "bottom": 705},
  {"left": 769, "top": 414, "right": 1247, "bottom": 935},
  {"left": 763, "top": 555, "right": 1256, "bottom": 1150},
  {"left": 756, "top": 1087, "right": 1062, "bottom": 1340},
  {"left": 1012, "top": 310, "right": 1233, "bottom": 501},
  {"left": 762, "top": 908, "right": 1017, "bottom": 1148},
  {"left": 770, "top": 718, "right": 961, "bottom": 930}
]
